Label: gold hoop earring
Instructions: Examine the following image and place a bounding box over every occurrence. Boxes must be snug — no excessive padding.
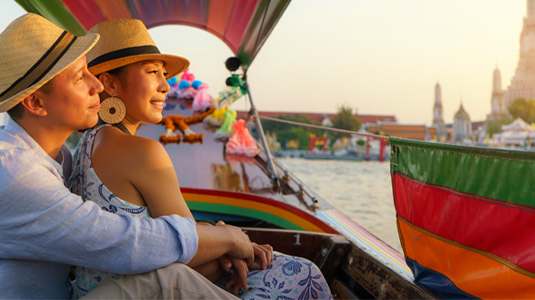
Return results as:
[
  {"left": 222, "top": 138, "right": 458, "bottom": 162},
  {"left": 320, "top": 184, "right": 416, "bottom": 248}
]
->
[{"left": 99, "top": 97, "right": 126, "bottom": 124}]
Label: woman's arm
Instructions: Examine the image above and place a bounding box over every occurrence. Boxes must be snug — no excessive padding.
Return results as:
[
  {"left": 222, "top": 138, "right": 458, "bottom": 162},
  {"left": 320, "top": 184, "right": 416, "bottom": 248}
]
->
[
  {"left": 103, "top": 135, "right": 254, "bottom": 266},
  {"left": 123, "top": 137, "right": 194, "bottom": 220},
  {"left": 93, "top": 132, "right": 254, "bottom": 283}
]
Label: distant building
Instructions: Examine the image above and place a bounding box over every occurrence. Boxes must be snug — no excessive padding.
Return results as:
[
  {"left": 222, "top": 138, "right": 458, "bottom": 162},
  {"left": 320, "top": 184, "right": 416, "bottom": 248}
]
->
[
  {"left": 453, "top": 103, "right": 472, "bottom": 142},
  {"left": 489, "top": 66, "right": 507, "bottom": 118},
  {"left": 432, "top": 82, "right": 448, "bottom": 140},
  {"left": 504, "top": 0, "right": 535, "bottom": 105},
  {"left": 366, "top": 122, "right": 436, "bottom": 141},
  {"left": 235, "top": 111, "right": 397, "bottom": 126}
]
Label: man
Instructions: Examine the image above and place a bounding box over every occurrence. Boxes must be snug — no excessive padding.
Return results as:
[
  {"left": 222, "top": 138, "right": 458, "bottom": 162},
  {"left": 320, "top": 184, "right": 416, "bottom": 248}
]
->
[{"left": 0, "top": 14, "right": 252, "bottom": 300}]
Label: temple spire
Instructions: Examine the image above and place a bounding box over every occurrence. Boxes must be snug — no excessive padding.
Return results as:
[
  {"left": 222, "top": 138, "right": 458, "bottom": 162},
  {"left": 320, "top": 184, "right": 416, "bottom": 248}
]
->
[
  {"left": 493, "top": 66, "right": 503, "bottom": 94},
  {"left": 528, "top": 0, "right": 535, "bottom": 20},
  {"left": 504, "top": 0, "right": 535, "bottom": 104},
  {"left": 433, "top": 82, "right": 443, "bottom": 123},
  {"left": 490, "top": 65, "right": 506, "bottom": 116},
  {"left": 432, "top": 82, "right": 447, "bottom": 140},
  {"left": 435, "top": 82, "right": 442, "bottom": 105}
]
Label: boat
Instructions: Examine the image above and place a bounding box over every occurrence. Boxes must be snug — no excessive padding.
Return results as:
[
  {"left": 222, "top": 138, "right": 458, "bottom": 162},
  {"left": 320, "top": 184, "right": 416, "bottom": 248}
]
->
[{"left": 13, "top": 0, "right": 441, "bottom": 298}]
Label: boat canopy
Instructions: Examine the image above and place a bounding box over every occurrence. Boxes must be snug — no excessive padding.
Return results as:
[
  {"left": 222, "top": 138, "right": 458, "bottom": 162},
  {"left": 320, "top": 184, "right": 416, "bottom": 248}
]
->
[{"left": 14, "top": 0, "right": 291, "bottom": 72}]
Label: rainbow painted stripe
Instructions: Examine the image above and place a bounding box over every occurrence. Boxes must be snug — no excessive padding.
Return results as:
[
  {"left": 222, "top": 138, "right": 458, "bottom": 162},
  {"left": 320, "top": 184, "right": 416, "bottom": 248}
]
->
[
  {"left": 390, "top": 137, "right": 535, "bottom": 299},
  {"left": 315, "top": 209, "right": 414, "bottom": 280},
  {"left": 181, "top": 188, "right": 337, "bottom": 234},
  {"left": 182, "top": 187, "right": 415, "bottom": 282}
]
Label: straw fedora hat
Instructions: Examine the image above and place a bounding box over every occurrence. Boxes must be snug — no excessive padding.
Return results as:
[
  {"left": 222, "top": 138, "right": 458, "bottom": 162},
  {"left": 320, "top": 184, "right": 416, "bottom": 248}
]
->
[
  {"left": 86, "top": 19, "right": 189, "bottom": 79},
  {"left": 0, "top": 13, "right": 99, "bottom": 113}
]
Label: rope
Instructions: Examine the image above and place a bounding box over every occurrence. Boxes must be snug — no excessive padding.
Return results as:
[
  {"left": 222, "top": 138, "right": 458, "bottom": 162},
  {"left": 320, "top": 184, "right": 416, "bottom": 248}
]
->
[{"left": 257, "top": 115, "right": 390, "bottom": 140}]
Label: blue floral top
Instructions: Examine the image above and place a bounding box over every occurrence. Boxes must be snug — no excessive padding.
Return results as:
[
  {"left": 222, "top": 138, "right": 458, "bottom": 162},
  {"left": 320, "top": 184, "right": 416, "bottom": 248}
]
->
[{"left": 68, "top": 125, "right": 151, "bottom": 297}]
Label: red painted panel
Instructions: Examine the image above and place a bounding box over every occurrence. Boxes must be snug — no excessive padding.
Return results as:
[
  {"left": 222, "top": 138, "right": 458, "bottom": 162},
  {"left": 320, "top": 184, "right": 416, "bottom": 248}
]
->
[
  {"left": 225, "top": 0, "right": 259, "bottom": 54},
  {"left": 393, "top": 172, "right": 535, "bottom": 272},
  {"left": 206, "top": 0, "right": 233, "bottom": 41},
  {"left": 129, "top": 0, "right": 208, "bottom": 30},
  {"left": 94, "top": 0, "right": 133, "bottom": 20},
  {"left": 61, "top": 0, "right": 106, "bottom": 30}
]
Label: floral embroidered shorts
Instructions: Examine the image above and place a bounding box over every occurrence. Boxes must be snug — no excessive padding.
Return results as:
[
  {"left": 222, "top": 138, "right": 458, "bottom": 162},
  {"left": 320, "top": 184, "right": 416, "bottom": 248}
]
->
[{"left": 217, "top": 252, "right": 332, "bottom": 300}]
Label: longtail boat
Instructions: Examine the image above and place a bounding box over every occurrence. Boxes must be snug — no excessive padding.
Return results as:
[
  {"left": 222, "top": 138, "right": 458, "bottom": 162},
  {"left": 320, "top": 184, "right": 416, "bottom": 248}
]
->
[{"left": 12, "top": 0, "right": 449, "bottom": 298}]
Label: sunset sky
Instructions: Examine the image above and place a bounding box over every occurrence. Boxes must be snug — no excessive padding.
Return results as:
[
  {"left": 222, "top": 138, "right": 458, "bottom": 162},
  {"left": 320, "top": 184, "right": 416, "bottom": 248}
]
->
[{"left": 0, "top": 1, "right": 527, "bottom": 124}]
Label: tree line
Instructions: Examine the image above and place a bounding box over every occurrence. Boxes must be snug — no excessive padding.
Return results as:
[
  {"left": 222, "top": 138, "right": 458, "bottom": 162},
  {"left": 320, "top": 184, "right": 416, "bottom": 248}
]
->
[
  {"left": 486, "top": 98, "right": 535, "bottom": 136},
  {"left": 260, "top": 105, "right": 360, "bottom": 150}
]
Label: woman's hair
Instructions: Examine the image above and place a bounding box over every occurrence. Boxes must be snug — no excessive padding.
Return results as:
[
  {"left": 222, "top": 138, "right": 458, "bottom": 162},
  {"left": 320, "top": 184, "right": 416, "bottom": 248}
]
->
[{"left": 106, "top": 66, "right": 128, "bottom": 89}]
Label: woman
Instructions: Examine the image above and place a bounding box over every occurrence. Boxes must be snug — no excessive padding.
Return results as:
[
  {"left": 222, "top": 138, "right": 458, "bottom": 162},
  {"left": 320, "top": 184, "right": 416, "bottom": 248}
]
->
[{"left": 69, "top": 19, "right": 332, "bottom": 299}]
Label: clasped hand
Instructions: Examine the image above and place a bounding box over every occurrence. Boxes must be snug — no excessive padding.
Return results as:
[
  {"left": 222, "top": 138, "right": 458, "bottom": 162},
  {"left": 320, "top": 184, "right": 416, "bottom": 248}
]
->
[{"left": 216, "top": 221, "right": 274, "bottom": 295}]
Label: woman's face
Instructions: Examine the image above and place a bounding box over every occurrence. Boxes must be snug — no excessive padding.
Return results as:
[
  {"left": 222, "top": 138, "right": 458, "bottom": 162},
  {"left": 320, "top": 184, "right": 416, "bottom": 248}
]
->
[{"left": 113, "top": 60, "right": 170, "bottom": 124}]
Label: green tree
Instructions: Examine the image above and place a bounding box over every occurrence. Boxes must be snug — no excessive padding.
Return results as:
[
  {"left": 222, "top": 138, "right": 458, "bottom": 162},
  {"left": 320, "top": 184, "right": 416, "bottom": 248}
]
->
[
  {"left": 486, "top": 114, "right": 513, "bottom": 136},
  {"left": 331, "top": 105, "right": 360, "bottom": 140},
  {"left": 260, "top": 114, "right": 321, "bottom": 150},
  {"left": 508, "top": 98, "right": 535, "bottom": 124}
]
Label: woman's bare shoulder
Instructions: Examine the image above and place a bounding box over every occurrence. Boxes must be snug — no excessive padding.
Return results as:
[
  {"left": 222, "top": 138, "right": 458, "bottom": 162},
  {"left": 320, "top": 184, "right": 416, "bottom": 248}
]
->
[{"left": 93, "top": 127, "right": 171, "bottom": 171}]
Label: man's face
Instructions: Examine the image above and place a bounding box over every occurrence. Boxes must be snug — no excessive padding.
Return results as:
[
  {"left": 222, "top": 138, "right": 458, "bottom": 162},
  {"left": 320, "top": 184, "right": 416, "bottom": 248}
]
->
[{"left": 36, "top": 56, "right": 103, "bottom": 131}]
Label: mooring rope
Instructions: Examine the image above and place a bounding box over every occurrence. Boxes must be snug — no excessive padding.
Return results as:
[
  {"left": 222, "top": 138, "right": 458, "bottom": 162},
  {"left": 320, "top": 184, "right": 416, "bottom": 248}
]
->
[{"left": 257, "top": 115, "right": 390, "bottom": 140}]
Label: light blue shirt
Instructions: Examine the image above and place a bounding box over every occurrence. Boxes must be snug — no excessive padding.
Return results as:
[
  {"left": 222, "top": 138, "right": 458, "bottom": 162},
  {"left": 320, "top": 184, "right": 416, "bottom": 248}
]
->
[{"left": 0, "top": 119, "right": 198, "bottom": 299}]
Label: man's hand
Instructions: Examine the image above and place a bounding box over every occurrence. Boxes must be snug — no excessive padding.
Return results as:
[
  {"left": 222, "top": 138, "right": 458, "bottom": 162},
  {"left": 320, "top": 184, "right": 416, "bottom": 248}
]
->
[{"left": 215, "top": 221, "right": 254, "bottom": 264}]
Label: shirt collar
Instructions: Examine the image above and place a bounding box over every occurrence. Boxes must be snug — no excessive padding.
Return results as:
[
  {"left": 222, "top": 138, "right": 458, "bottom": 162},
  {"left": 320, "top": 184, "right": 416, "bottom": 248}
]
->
[{"left": 4, "top": 118, "right": 63, "bottom": 168}]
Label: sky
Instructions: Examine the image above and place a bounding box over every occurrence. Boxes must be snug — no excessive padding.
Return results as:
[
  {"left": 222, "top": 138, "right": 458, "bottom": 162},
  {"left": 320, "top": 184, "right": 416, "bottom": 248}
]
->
[{"left": 0, "top": 0, "right": 527, "bottom": 125}]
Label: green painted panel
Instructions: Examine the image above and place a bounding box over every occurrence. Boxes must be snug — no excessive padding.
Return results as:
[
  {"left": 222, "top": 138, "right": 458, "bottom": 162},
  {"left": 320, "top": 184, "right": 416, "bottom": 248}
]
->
[
  {"left": 390, "top": 137, "right": 535, "bottom": 207},
  {"left": 186, "top": 201, "right": 304, "bottom": 231},
  {"left": 14, "top": 0, "right": 38, "bottom": 14},
  {"left": 21, "top": 0, "right": 86, "bottom": 36}
]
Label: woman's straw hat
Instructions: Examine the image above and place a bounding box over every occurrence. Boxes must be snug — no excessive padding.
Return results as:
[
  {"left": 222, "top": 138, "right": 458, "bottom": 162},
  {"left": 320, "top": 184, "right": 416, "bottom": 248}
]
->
[
  {"left": 0, "top": 13, "right": 99, "bottom": 113},
  {"left": 86, "top": 19, "right": 189, "bottom": 79}
]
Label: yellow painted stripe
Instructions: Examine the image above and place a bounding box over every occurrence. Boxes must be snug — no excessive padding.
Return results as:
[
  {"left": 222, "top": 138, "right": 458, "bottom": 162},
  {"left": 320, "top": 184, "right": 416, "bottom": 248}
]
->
[
  {"left": 324, "top": 210, "right": 411, "bottom": 274},
  {"left": 399, "top": 219, "right": 535, "bottom": 299},
  {"left": 183, "top": 192, "right": 326, "bottom": 233}
]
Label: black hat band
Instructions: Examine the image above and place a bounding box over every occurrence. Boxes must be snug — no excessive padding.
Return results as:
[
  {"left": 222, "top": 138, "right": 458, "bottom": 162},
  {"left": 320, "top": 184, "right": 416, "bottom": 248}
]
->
[
  {"left": 0, "top": 31, "right": 77, "bottom": 102},
  {"left": 88, "top": 45, "right": 161, "bottom": 68}
]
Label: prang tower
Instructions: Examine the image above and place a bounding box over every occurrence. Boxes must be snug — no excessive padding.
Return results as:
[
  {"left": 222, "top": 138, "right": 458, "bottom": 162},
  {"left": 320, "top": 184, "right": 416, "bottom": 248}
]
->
[
  {"left": 504, "top": 0, "right": 535, "bottom": 105},
  {"left": 432, "top": 82, "right": 447, "bottom": 139},
  {"left": 490, "top": 66, "right": 507, "bottom": 117}
]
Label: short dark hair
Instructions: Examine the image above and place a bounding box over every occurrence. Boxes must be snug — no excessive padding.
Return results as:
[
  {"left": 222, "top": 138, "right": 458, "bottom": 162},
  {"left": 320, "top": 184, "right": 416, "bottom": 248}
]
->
[
  {"left": 6, "top": 78, "right": 55, "bottom": 121},
  {"left": 6, "top": 102, "right": 24, "bottom": 121}
]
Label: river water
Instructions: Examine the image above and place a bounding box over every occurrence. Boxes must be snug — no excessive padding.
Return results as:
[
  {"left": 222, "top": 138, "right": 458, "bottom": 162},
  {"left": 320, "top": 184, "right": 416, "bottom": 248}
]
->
[{"left": 277, "top": 158, "right": 402, "bottom": 252}]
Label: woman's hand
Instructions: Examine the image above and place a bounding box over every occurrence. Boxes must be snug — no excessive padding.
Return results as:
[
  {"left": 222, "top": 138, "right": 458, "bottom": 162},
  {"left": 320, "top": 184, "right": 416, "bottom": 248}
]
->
[
  {"left": 250, "top": 243, "right": 274, "bottom": 270},
  {"left": 216, "top": 221, "right": 273, "bottom": 270},
  {"left": 224, "top": 256, "right": 249, "bottom": 295}
]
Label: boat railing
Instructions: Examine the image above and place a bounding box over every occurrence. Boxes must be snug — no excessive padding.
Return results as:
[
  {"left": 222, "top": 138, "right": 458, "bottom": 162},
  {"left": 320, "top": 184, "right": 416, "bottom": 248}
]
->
[{"left": 244, "top": 82, "right": 280, "bottom": 186}]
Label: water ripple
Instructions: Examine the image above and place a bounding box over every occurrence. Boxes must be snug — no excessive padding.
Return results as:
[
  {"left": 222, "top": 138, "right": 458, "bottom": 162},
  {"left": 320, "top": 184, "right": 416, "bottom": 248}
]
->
[{"left": 278, "top": 158, "right": 401, "bottom": 252}]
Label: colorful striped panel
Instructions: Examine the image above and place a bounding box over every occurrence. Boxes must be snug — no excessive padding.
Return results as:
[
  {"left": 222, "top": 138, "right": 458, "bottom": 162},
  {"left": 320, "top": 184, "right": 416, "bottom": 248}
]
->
[
  {"left": 206, "top": 0, "right": 234, "bottom": 39},
  {"left": 315, "top": 209, "right": 414, "bottom": 281},
  {"left": 18, "top": 0, "right": 291, "bottom": 71},
  {"left": 391, "top": 137, "right": 535, "bottom": 207},
  {"left": 390, "top": 137, "right": 535, "bottom": 299},
  {"left": 399, "top": 219, "right": 535, "bottom": 299},
  {"left": 394, "top": 173, "right": 535, "bottom": 272},
  {"left": 17, "top": 0, "right": 86, "bottom": 36},
  {"left": 181, "top": 188, "right": 337, "bottom": 234},
  {"left": 61, "top": 0, "right": 106, "bottom": 30},
  {"left": 94, "top": 0, "right": 133, "bottom": 20}
]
